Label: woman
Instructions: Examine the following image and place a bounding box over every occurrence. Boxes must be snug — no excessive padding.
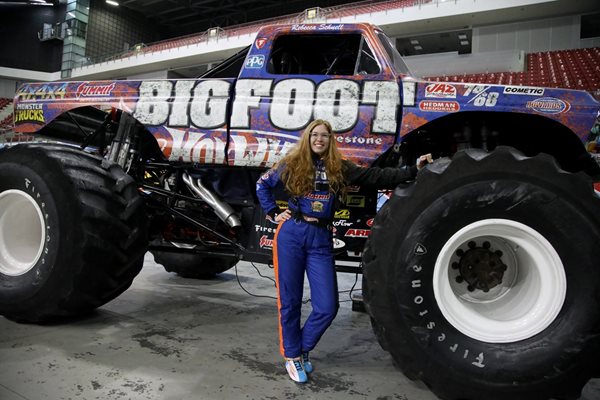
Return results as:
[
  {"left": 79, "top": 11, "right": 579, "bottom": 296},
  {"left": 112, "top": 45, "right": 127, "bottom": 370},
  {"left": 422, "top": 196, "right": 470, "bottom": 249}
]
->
[{"left": 256, "top": 119, "right": 431, "bottom": 383}]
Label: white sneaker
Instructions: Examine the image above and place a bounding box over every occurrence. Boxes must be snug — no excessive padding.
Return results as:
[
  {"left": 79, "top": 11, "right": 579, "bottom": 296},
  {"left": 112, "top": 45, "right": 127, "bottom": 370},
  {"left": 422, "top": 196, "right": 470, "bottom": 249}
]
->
[
  {"left": 301, "top": 352, "right": 313, "bottom": 374},
  {"left": 285, "top": 358, "right": 308, "bottom": 383}
]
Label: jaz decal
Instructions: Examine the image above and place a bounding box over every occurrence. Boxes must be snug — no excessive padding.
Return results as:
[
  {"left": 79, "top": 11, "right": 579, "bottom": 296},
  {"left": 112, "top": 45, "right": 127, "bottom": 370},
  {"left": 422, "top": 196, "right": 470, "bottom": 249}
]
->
[
  {"left": 134, "top": 78, "right": 399, "bottom": 134},
  {"left": 14, "top": 103, "right": 44, "bottom": 124},
  {"left": 419, "top": 100, "right": 460, "bottom": 113},
  {"left": 410, "top": 264, "right": 486, "bottom": 368},
  {"left": 464, "top": 85, "right": 499, "bottom": 107},
  {"left": 425, "top": 83, "right": 456, "bottom": 99},
  {"left": 526, "top": 97, "right": 570, "bottom": 114}
]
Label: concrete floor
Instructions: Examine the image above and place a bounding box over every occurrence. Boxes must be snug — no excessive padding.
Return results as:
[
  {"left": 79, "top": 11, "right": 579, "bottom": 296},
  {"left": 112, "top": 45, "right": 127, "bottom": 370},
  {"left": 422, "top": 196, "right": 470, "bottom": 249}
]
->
[{"left": 0, "top": 253, "right": 598, "bottom": 400}]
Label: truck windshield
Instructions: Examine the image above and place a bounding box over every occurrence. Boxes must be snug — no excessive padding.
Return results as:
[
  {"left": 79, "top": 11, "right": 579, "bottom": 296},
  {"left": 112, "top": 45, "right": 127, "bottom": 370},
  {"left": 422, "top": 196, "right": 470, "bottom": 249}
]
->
[{"left": 376, "top": 31, "right": 412, "bottom": 76}]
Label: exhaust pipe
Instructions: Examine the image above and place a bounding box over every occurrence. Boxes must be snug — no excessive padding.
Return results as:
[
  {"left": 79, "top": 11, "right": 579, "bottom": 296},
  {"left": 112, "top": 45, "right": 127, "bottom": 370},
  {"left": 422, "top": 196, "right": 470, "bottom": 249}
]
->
[{"left": 182, "top": 173, "right": 242, "bottom": 229}]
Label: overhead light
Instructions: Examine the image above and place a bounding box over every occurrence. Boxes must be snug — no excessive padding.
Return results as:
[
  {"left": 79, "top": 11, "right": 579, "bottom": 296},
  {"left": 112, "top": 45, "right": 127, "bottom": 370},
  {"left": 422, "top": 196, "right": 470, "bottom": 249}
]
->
[
  {"left": 414, "top": 45, "right": 423, "bottom": 50},
  {"left": 458, "top": 34, "right": 467, "bottom": 40},
  {"left": 67, "top": 11, "right": 75, "bottom": 17},
  {"left": 306, "top": 7, "right": 318, "bottom": 19},
  {"left": 208, "top": 27, "right": 219, "bottom": 37},
  {"left": 106, "top": 0, "right": 119, "bottom": 6},
  {"left": 460, "top": 40, "right": 469, "bottom": 46},
  {"left": 410, "top": 39, "right": 419, "bottom": 45}
]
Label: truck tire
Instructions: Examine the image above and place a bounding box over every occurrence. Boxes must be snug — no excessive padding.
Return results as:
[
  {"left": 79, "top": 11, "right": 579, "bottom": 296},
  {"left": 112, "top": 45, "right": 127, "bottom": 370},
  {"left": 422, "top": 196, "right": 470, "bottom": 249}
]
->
[
  {"left": 0, "top": 144, "right": 147, "bottom": 322},
  {"left": 151, "top": 246, "right": 238, "bottom": 278},
  {"left": 363, "top": 146, "right": 600, "bottom": 400}
]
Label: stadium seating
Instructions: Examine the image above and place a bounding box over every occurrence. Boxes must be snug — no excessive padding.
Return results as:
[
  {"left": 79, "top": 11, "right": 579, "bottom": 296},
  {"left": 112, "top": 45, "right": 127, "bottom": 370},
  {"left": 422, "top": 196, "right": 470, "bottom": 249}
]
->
[
  {"left": 0, "top": 98, "right": 13, "bottom": 130},
  {"left": 426, "top": 47, "right": 600, "bottom": 94}
]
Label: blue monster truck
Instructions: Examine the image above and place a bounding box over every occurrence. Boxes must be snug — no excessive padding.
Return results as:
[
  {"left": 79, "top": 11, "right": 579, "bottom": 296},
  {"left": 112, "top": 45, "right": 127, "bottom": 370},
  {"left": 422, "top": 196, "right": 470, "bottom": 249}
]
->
[{"left": 1, "top": 22, "right": 599, "bottom": 400}]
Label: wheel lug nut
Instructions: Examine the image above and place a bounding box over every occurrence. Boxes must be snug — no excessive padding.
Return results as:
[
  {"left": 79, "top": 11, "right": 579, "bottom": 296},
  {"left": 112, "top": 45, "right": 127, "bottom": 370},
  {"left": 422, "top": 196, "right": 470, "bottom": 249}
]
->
[
  {"left": 467, "top": 285, "right": 474, "bottom": 292},
  {"left": 456, "top": 276, "right": 464, "bottom": 283},
  {"left": 483, "top": 241, "right": 491, "bottom": 249},
  {"left": 456, "top": 249, "right": 464, "bottom": 257},
  {"left": 495, "top": 250, "right": 503, "bottom": 257},
  {"left": 468, "top": 241, "right": 476, "bottom": 248},
  {"left": 451, "top": 262, "right": 459, "bottom": 269}
]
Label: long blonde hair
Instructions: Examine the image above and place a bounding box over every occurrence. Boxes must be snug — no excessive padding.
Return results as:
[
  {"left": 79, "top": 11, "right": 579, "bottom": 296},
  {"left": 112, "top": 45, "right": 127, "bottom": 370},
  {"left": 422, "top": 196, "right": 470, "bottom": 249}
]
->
[{"left": 280, "top": 119, "right": 346, "bottom": 197}]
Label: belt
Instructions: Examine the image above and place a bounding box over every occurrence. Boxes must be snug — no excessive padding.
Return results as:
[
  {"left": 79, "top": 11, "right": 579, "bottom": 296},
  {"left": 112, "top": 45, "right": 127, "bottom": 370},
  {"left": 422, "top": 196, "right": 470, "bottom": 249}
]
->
[{"left": 290, "top": 210, "right": 331, "bottom": 229}]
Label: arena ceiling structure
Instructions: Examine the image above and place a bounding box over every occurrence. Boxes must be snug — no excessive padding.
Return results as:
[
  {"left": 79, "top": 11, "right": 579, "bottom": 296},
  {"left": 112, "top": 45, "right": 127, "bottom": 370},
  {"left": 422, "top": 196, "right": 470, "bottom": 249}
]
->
[{"left": 112, "top": 0, "right": 361, "bottom": 37}]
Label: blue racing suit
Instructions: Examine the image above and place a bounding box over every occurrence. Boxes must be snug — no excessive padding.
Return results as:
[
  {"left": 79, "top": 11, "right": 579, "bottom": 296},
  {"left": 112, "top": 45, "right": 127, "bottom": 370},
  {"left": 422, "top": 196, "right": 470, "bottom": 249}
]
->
[{"left": 256, "top": 158, "right": 417, "bottom": 358}]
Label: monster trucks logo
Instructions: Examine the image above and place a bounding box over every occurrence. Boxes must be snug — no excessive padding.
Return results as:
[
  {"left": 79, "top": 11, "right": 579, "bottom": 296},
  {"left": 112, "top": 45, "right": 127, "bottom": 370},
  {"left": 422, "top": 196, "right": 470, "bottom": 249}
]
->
[
  {"left": 133, "top": 79, "right": 399, "bottom": 134},
  {"left": 14, "top": 103, "right": 45, "bottom": 124}
]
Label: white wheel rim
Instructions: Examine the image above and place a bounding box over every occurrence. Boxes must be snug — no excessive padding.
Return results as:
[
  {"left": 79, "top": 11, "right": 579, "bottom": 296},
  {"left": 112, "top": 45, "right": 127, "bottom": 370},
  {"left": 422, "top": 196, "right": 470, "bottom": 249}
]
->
[
  {"left": 433, "top": 218, "right": 566, "bottom": 343},
  {"left": 0, "top": 190, "right": 46, "bottom": 276}
]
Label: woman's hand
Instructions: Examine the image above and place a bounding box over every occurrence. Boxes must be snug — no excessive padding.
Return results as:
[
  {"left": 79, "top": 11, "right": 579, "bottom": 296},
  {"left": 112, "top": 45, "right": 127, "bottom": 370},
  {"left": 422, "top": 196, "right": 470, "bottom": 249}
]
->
[
  {"left": 275, "top": 209, "right": 292, "bottom": 223},
  {"left": 416, "top": 153, "right": 433, "bottom": 170}
]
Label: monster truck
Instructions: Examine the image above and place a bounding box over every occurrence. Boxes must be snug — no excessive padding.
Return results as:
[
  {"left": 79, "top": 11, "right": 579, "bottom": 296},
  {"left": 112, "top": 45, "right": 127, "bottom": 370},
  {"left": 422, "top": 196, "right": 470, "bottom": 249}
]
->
[{"left": 1, "top": 22, "right": 599, "bottom": 400}]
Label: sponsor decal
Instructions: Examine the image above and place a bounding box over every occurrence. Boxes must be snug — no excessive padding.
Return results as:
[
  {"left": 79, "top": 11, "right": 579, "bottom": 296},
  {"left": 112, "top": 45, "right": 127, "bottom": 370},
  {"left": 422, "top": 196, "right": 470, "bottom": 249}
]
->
[
  {"left": 16, "top": 82, "right": 68, "bottom": 101},
  {"left": 333, "top": 238, "right": 346, "bottom": 249},
  {"left": 306, "top": 193, "right": 330, "bottom": 200},
  {"left": 276, "top": 200, "right": 288, "bottom": 209},
  {"left": 311, "top": 201, "right": 324, "bottom": 212},
  {"left": 366, "top": 218, "right": 374, "bottom": 227},
  {"left": 526, "top": 97, "right": 570, "bottom": 114},
  {"left": 346, "top": 186, "right": 360, "bottom": 193},
  {"left": 332, "top": 220, "right": 353, "bottom": 227},
  {"left": 135, "top": 78, "right": 399, "bottom": 134},
  {"left": 414, "top": 243, "right": 427, "bottom": 255},
  {"left": 336, "top": 136, "right": 383, "bottom": 145},
  {"left": 419, "top": 100, "right": 460, "bottom": 113},
  {"left": 464, "top": 85, "right": 499, "bottom": 107},
  {"left": 345, "top": 229, "right": 371, "bottom": 238},
  {"left": 425, "top": 83, "right": 456, "bottom": 99},
  {"left": 345, "top": 195, "right": 365, "bottom": 208},
  {"left": 503, "top": 86, "right": 544, "bottom": 96},
  {"left": 245, "top": 55, "right": 265, "bottom": 69},
  {"left": 76, "top": 82, "right": 116, "bottom": 98},
  {"left": 291, "top": 24, "right": 345, "bottom": 31},
  {"left": 259, "top": 235, "right": 274, "bottom": 249},
  {"left": 14, "top": 103, "right": 45, "bottom": 124},
  {"left": 254, "top": 224, "right": 276, "bottom": 233},
  {"left": 255, "top": 38, "right": 267, "bottom": 49},
  {"left": 334, "top": 209, "right": 350, "bottom": 219}
]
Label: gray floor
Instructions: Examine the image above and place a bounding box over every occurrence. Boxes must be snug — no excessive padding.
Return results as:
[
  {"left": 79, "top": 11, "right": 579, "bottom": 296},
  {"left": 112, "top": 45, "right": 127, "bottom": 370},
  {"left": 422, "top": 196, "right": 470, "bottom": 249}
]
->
[{"left": 0, "top": 253, "right": 598, "bottom": 400}]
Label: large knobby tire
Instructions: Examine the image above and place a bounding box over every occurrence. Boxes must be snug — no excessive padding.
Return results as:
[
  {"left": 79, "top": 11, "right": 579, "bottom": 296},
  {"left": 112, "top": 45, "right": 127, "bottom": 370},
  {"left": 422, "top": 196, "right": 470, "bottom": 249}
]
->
[
  {"left": 363, "top": 146, "right": 600, "bottom": 400},
  {"left": 0, "top": 144, "right": 147, "bottom": 322},
  {"left": 151, "top": 245, "right": 238, "bottom": 279}
]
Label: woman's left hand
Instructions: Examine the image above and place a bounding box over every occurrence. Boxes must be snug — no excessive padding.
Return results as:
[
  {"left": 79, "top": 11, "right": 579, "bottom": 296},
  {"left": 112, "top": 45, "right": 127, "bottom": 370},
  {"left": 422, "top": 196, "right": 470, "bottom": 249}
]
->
[{"left": 416, "top": 153, "right": 433, "bottom": 170}]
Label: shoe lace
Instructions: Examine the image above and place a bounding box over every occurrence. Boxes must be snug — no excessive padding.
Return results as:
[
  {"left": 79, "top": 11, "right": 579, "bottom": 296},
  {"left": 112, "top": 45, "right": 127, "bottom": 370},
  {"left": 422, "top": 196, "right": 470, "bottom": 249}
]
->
[{"left": 293, "top": 360, "right": 304, "bottom": 371}]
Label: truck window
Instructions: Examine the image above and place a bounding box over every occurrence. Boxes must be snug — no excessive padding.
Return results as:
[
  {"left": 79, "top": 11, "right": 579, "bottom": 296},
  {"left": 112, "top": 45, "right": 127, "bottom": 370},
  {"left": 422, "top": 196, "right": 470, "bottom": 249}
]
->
[
  {"left": 376, "top": 31, "right": 412, "bottom": 75},
  {"left": 199, "top": 45, "right": 250, "bottom": 78},
  {"left": 267, "top": 33, "right": 379, "bottom": 75}
]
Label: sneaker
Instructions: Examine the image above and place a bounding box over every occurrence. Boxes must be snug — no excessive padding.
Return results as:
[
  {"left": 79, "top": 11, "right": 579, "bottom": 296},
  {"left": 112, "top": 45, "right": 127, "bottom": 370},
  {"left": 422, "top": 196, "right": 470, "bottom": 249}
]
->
[
  {"left": 301, "top": 352, "right": 313, "bottom": 374},
  {"left": 285, "top": 358, "right": 308, "bottom": 383}
]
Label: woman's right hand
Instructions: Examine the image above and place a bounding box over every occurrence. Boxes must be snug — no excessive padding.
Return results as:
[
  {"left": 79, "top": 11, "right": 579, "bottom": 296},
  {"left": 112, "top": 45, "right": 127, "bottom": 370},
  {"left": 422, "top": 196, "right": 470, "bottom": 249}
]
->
[{"left": 275, "top": 209, "right": 292, "bottom": 223}]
